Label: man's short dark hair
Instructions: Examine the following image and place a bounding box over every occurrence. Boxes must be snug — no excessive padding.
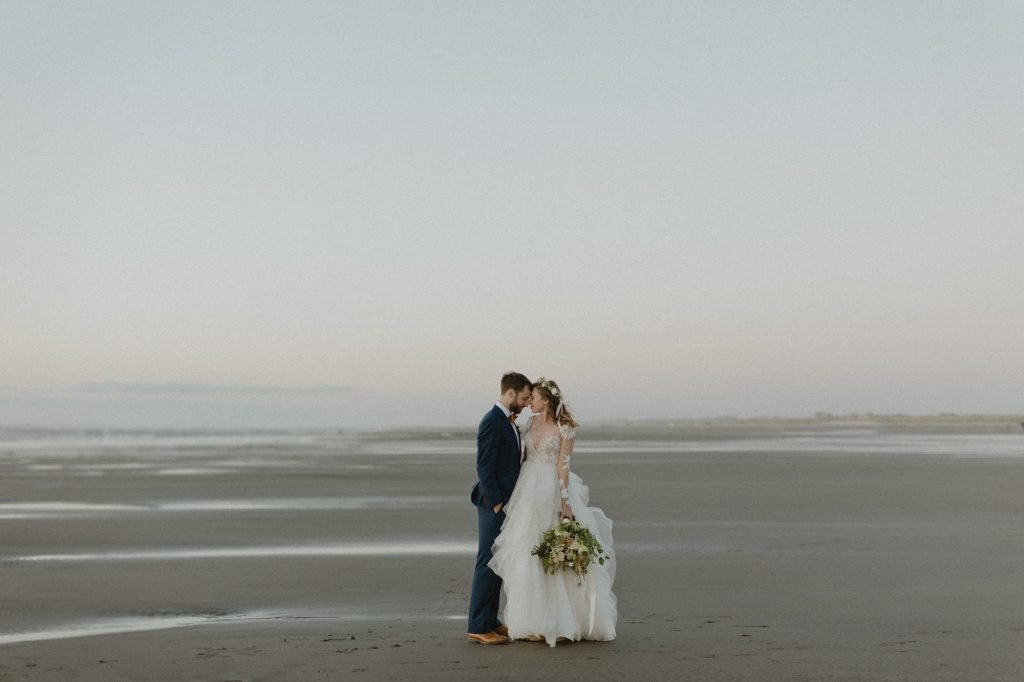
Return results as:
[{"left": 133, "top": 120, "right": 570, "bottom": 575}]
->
[{"left": 501, "top": 372, "right": 532, "bottom": 394}]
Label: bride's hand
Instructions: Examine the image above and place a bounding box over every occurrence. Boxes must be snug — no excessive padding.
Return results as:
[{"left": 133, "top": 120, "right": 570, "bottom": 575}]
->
[{"left": 561, "top": 502, "right": 574, "bottom": 521}]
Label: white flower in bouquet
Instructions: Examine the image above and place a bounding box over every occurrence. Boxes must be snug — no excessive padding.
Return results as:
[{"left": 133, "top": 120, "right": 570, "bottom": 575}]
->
[{"left": 531, "top": 518, "right": 610, "bottom": 585}]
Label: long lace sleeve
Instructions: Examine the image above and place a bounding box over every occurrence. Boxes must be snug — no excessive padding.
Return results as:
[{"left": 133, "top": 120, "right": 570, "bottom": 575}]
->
[{"left": 557, "top": 424, "right": 575, "bottom": 506}]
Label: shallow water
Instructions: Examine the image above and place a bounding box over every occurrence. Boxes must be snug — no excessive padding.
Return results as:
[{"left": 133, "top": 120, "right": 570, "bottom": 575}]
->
[
  {"left": 0, "top": 496, "right": 465, "bottom": 520},
  {"left": 3, "top": 426, "right": 1023, "bottom": 461},
  {"left": 0, "top": 610, "right": 469, "bottom": 646},
  {"left": 8, "top": 541, "right": 477, "bottom": 562}
]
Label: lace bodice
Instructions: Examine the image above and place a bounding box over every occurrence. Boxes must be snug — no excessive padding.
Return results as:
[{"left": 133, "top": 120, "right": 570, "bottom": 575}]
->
[{"left": 523, "top": 417, "right": 575, "bottom": 466}]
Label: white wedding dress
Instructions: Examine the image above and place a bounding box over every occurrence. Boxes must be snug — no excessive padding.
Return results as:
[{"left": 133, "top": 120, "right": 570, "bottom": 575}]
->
[{"left": 489, "top": 417, "right": 617, "bottom": 646}]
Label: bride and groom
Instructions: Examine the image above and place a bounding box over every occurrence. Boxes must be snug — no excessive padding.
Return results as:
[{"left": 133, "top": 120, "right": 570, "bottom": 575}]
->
[{"left": 467, "top": 372, "right": 617, "bottom": 647}]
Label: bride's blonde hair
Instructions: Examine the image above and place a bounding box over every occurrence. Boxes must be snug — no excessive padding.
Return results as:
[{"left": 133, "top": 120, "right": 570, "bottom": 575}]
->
[{"left": 533, "top": 377, "right": 579, "bottom": 429}]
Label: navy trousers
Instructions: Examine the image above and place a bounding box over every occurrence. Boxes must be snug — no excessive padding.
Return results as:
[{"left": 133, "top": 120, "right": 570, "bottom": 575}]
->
[{"left": 467, "top": 504, "right": 505, "bottom": 634}]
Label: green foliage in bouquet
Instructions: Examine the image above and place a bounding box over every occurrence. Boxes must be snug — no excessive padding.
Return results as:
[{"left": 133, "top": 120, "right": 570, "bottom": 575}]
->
[{"left": 531, "top": 518, "right": 610, "bottom": 585}]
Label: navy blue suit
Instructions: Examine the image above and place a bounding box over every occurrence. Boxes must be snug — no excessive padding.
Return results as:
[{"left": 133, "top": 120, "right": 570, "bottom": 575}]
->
[{"left": 467, "top": 405, "right": 522, "bottom": 634}]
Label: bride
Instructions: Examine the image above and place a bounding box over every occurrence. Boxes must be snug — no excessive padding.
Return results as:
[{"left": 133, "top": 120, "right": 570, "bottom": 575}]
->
[{"left": 489, "top": 378, "right": 617, "bottom": 646}]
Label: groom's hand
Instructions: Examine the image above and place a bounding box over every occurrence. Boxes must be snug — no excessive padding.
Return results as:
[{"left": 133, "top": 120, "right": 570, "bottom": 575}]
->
[{"left": 493, "top": 502, "right": 503, "bottom": 513}]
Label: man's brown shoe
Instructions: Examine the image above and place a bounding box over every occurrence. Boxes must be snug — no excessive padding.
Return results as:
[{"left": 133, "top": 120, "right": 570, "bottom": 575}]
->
[
  {"left": 494, "top": 625, "right": 509, "bottom": 637},
  {"left": 466, "top": 631, "right": 509, "bottom": 645}
]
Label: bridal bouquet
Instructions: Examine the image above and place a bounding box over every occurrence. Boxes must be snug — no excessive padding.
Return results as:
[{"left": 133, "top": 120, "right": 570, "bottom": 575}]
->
[{"left": 531, "top": 518, "right": 609, "bottom": 585}]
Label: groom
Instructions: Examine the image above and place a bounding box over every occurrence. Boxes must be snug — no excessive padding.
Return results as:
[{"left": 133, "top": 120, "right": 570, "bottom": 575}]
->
[{"left": 467, "top": 371, "right": 532, "bottom": 645}]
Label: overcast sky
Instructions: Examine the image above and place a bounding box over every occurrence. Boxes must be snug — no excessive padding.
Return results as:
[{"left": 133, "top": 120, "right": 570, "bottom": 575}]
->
[{"left": 3, "top": 1, "right": 1022, "bottom": 428}]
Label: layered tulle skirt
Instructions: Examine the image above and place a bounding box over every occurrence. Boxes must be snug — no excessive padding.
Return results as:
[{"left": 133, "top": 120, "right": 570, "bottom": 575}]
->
[{"left": 489, "top": 461, "right": 617, "bottom": 647}]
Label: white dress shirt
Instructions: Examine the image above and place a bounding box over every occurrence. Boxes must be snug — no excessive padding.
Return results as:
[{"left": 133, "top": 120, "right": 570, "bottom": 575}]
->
[{"left": 494, "top": 402, "right": 521, "bottom": 451}]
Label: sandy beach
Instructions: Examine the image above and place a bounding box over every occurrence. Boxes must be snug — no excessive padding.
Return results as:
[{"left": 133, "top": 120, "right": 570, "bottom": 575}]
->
[{"left": 2, "top": 417, "right": 1024, "bottom": 681}]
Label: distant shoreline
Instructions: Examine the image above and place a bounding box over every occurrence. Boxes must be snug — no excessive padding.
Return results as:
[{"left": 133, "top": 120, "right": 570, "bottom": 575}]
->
[{"left": 2, "top": 413, "right": 1023, "bottom": 438}]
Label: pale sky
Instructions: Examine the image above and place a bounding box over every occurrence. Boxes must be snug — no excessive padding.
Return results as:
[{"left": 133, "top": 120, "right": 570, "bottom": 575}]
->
[{"left": 3, "top": 1, "right": 1023, "bottom": 428}]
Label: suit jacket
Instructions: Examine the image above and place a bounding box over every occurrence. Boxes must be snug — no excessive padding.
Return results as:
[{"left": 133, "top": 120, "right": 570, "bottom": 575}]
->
[{"left": 470, "top": 405, "right": 522, "bottom": 509}]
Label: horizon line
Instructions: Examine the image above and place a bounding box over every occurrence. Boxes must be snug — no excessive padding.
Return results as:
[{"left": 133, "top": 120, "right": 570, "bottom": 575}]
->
[{"left": 2, "top": 412, "right": 1023, "bottom": 434}]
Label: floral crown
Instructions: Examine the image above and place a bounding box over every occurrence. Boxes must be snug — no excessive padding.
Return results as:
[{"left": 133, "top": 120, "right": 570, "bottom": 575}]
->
[{"left": 535, "top": 377, "right": 560, "bottom": 398}]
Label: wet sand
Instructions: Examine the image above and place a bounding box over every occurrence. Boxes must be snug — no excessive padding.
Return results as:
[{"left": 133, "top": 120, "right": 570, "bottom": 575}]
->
[{"left": 2, "top": 419, "right": 1024, "bottom": 680}]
